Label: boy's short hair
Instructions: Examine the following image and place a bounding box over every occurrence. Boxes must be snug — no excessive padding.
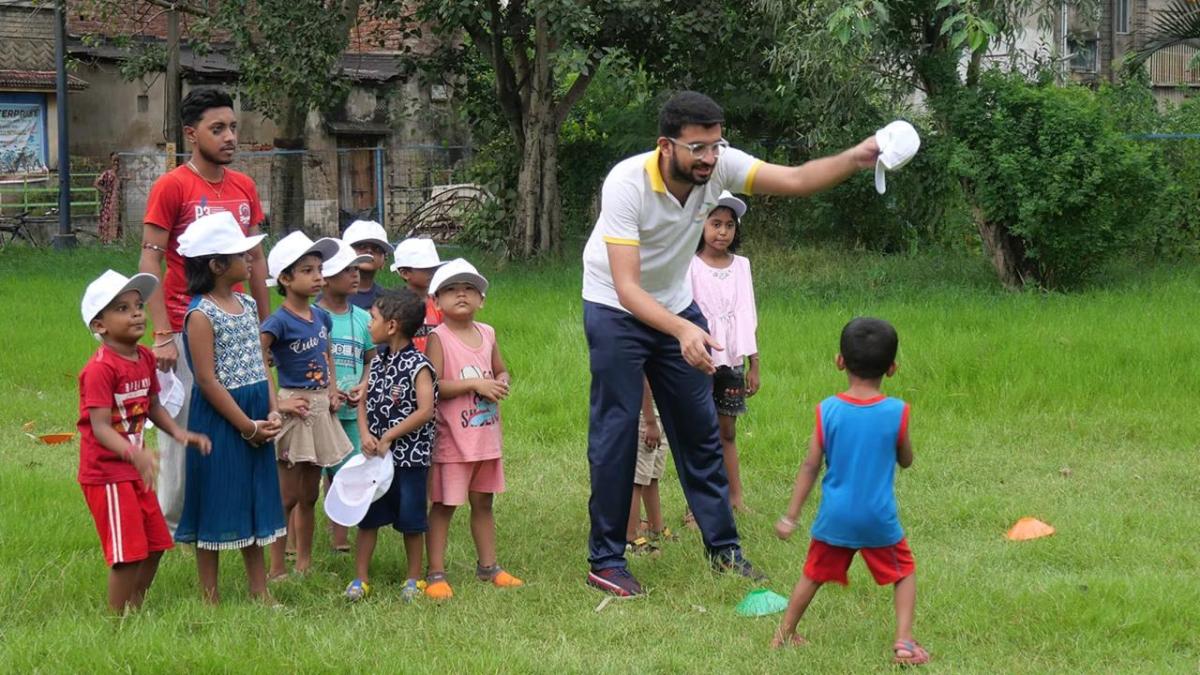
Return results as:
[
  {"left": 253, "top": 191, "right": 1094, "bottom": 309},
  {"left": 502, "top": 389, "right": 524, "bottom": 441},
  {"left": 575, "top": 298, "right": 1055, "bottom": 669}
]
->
[
  {"left": 181, "top": 87, "right": 235, "bottom": 128},
  {"left": 840, "top": 317, "right": 898, "bottom": 379},
  {"left": 659, "top": 91, "right": 724, "bottom": 138},
  {"left": 374, "top": 288, "right": 425, "bottom": 340}
]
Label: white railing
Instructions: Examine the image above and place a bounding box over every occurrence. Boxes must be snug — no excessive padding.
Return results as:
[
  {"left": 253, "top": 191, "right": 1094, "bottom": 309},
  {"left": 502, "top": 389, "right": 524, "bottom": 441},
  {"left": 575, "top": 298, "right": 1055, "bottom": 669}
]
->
[{"left": 1148, "top": 43, "right": 1200, "bottom": 87}]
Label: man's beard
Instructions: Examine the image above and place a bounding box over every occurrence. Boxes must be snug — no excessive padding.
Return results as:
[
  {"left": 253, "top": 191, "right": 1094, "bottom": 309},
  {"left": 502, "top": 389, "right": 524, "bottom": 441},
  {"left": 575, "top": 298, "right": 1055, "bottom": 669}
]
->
[
  {"left": 197, "top": 144, "right": 234, "bottom": 166},
  {"left": 669, "top": 154, "right": 713, "bottom": 186}
]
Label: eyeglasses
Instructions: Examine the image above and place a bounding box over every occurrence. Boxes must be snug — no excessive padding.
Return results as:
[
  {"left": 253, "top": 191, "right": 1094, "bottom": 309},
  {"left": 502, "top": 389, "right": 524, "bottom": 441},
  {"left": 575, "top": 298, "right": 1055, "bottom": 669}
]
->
[{"left": 667, "top": 137, "right": 730, "bottom": 159}]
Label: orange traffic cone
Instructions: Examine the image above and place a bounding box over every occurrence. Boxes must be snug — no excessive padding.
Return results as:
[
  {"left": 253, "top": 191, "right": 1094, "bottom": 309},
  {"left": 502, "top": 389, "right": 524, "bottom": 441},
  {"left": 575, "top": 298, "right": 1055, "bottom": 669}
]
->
[{"left": 1006, "top": 517, "right": 1055, "bottom": 541}]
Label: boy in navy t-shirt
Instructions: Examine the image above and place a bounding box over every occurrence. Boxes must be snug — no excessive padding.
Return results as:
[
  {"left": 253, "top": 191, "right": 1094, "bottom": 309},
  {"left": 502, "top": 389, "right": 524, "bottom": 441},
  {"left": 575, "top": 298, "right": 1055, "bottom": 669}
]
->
[{"left": 772, "top": 317, "right": 928, "bottom": 666}]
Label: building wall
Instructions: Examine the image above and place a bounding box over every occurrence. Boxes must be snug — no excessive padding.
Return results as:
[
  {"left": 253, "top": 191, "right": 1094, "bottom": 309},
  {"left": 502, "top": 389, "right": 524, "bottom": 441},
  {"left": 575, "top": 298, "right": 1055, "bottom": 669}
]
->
[{"left": 0, "top": 3, "right": 54, "bottom": 71}]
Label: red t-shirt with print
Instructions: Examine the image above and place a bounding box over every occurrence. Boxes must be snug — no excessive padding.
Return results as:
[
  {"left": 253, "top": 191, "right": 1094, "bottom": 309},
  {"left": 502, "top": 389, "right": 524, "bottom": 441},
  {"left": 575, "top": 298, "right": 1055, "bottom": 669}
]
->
[
  {"left": 77, "top": 345, "right": 161, "bottom": 485},
  {"left": 143, "top": 165, "right": 265, "bottom": 331}
]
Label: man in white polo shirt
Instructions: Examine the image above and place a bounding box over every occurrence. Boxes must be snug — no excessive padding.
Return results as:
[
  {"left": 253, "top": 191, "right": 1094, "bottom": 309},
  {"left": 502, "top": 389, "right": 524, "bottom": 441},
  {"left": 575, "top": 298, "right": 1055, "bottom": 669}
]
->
[{"left": 583, "top": 91, "right": 880, "bottom": 597}]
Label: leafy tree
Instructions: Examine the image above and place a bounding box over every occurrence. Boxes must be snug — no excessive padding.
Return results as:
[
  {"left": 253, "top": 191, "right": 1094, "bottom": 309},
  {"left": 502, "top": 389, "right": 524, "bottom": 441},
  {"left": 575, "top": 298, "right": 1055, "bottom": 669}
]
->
[
  {"left": 401, "top": 0, "right": 787, "bottom": 257},
  {"left": 75, "top": 0, "right": 364, "bottom": 231}
]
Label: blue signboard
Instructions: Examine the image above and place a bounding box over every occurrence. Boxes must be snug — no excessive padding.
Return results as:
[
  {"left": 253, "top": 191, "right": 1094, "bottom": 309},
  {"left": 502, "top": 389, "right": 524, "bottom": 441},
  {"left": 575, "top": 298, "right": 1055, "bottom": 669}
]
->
[{"left": 0, "top": 96, "right": 48, "bottom": 175}]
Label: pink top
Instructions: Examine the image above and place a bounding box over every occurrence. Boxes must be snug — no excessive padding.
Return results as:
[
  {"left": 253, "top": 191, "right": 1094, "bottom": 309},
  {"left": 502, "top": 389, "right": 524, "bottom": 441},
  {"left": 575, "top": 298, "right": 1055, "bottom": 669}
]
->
[
  {"left": 688, "top": 254, "right": 758, "bottom": 368},
  {"left": 432, "top": 322, "right": 502, "bottom": 463}
]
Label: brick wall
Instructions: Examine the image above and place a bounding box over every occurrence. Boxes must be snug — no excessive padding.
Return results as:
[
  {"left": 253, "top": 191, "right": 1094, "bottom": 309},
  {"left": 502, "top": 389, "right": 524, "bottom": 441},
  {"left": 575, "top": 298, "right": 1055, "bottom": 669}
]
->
[{"left": 0, "top": 5, "right": 55, "bottom": 71}]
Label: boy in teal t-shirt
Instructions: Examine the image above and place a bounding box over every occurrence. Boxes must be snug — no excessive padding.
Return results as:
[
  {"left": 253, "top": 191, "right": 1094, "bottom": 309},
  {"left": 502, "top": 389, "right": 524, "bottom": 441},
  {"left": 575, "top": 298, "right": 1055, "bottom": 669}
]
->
[{"left": 317, "top": 241, "right": 377, "bottom": 551}]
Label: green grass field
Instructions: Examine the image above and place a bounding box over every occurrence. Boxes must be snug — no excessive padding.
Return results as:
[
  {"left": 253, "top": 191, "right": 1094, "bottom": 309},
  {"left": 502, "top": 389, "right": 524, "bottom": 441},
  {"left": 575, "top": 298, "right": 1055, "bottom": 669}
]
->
[{"left": 1, "top": 243, "right": 1197, "bottom": 673}]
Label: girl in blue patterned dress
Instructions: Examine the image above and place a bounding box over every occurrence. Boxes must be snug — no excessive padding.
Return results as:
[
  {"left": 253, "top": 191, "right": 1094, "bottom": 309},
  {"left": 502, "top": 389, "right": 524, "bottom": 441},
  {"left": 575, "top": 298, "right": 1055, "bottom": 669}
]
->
[{"left": 174, "top": 214, "right": 287, "bottom": 605}]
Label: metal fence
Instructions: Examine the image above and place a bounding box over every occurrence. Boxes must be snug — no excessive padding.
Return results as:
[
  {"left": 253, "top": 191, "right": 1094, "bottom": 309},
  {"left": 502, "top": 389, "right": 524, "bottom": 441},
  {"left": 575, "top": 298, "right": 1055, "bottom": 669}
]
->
[{"left": 115, "top": 144, "right": 475, "bottom": 241}]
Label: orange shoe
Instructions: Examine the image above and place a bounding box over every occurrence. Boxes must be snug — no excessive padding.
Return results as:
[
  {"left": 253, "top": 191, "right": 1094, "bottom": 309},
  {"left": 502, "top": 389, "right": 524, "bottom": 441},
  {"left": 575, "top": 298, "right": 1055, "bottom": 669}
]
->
[
  {"left": 477, "top": 563, "right": 524, "bottom": 588},
  {"left": 425, "top": 572, "right": 454, "bottom": 600}
]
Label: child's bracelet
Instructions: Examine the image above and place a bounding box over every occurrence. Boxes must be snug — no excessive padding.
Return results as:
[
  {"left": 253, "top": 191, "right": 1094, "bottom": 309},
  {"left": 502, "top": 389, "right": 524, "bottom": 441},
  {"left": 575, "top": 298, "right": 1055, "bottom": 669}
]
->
[
  {"left": 240, "top": 421, "right": 259, "bottom": 440},
  {"left": 778, "top": 516, "right": 796, "bottom": 528}
]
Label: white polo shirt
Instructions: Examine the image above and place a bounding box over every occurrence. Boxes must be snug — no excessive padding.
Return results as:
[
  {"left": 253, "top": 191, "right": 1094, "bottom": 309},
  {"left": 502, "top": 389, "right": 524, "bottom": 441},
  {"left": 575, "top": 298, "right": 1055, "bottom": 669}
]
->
[{"left": 582, "top": 147, "right": 763, "bottom": 314}]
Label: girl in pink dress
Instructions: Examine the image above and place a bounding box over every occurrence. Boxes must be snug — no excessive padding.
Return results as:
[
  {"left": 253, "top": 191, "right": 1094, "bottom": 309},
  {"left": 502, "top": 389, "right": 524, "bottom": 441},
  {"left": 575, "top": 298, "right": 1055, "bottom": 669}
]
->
[{"left": 689, "top": 192, "right": 759, "bottom": 513}]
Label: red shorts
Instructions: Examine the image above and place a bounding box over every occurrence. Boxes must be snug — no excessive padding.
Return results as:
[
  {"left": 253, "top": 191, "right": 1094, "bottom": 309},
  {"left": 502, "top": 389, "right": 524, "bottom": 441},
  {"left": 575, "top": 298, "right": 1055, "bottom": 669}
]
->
[
  {"left": 82, "top": 480, "right": 173, "bottom": 567},
  {"left": 429, "top": 459, "right": 505, "bottom": 506},
  {"left": 803, "top": 538, "right": 915, "bottom": 586}
]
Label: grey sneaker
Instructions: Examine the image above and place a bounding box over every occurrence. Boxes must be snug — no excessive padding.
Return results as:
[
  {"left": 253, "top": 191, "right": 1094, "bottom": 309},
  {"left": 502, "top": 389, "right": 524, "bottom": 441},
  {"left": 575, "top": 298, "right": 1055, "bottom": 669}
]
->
[{"left": 711, "top": 549, "right": 767, "bottom": 581}]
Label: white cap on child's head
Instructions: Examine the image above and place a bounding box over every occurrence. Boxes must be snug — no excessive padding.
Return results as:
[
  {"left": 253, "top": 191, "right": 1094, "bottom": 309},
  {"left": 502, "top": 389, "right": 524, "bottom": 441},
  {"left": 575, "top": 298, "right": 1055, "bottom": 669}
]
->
[
  {"left": 390, "top": 238, "right": 444, "bottom": 272},
  {"left": 712, "top": 190, "right": 747, "bottom": 219},
  {"left": 430, "top": 258, "right": 488, "bottom": 297},
  {"left": 267, "top": 231, "right": 341, "bottom": 286},
  {"left": 81, "top": 270, "right": 158, "bottom": 329},
  {"left": 176, "top": 211, "right": 266, "bottom": 258},
  {"left": 342, "top": 220, "right": 394, "bottom": 254},
  {"left": 323, "top": 240, "right": 374, "bottom": 277}
]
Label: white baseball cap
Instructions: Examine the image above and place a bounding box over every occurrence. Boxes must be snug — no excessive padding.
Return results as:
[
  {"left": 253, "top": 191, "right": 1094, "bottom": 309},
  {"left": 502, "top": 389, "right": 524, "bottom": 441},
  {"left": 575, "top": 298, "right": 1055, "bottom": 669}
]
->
[
  {"left": 324, "top": 454, "right": 394, "bottom": 527},
  {"left": 390, "top": 238, "right": 444, "bottom": 272},
  {"left": 176, "top": 211, "right": 266, "bottom": 258},
  {"left": 322, "top": 240, "right": 373, "bottom": 277},
  {"left": 81, "top": 270, "right": 159, "bottom": 328},
  {"left": 874, "top": 120, "right": 921, "bottom": 195},
  {"left": 711, "top": 190, "right": 747, "bottom": 219},
  {"left": 342, "top": 220, "right": 394, "bottom": 254},
  {"left": 266, "top": 231, "right": 341, "bottom": 285},
  {"left": 429, "top": 258, "right": 488, "bottom": 296}
]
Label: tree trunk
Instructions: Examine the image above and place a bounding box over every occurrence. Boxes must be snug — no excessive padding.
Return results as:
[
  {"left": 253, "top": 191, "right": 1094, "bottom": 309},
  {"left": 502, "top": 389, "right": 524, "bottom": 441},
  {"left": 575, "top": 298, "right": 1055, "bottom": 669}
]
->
[
  {"left": 272, "top": 102, "right": 307, "bottom": 233},
  {"left": 970, "top": 201, "right": 1028, "bottom": 290},
  {"left": 514, "top": 116, "right": 561, "bottom": 257}
]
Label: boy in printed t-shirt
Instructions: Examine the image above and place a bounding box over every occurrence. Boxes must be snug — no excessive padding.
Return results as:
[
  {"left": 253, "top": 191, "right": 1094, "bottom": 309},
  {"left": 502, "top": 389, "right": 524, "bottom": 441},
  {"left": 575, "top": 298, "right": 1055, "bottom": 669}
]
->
[
  {"left": 77, "top": 270, "right": 210, "bottom": 613},
  {"left": 772, "top": 317, "right": 928, "bottom": 666}
]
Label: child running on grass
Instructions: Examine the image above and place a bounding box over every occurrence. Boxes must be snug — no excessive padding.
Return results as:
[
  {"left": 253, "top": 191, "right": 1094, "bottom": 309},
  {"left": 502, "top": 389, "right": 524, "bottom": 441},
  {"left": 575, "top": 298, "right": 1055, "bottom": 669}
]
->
[
  {"left": 773, "top": 317, "right": 928, "bottom": 666},
  {"left": 345, "top": 289, "right": 438, "bottom": 602},
  {"left": 262, "top": 232, "right": 353, "bottom": 580},
  {"left": 175, "top": 212, "right": 286, "bottom": 605},
  {"left": 78, "top": 270, "right": 211, "bottom": 613},
  {"left": 341, "top": 220, "right": 393, "bottom": 311},
  {"left": 423, "top": 259, "right": 523, "bottom": 599},
  {"left": 390, "top": 237, "right": 444, "bottom": 352},
  {"left": 688, "top": 191, "right": 759, "bottom": 514},
  {"left": 317, "top": 240, "right": 376, "bottom": 553},
  {"left": 626, "top": 378, "right": 675, "bottom": 555}
]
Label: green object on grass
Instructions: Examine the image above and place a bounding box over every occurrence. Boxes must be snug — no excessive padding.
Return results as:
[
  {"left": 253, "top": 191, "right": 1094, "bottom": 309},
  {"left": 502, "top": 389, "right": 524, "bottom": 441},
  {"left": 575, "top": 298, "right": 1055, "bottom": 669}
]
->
[{"left": 735, "top": 588, "right": 788, "bottom": 617}]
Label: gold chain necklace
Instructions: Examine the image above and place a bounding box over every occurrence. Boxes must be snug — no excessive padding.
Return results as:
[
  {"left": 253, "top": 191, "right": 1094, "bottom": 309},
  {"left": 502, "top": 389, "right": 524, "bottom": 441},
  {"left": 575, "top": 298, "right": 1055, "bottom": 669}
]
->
[{"left": 187, "top": 160, "right": 226, "bottom": 199}]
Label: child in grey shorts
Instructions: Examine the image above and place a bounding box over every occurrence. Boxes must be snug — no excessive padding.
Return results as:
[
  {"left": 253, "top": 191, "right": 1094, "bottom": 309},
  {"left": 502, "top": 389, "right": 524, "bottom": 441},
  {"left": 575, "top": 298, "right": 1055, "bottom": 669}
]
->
[{"left": 626, "top": 379, "right": 675, "bottom": 554}]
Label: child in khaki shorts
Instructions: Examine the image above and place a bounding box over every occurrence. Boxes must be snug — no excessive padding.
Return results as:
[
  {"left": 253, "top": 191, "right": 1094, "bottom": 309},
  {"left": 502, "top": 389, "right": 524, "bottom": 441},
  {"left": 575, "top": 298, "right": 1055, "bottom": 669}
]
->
[{"left": 626, "top": 379, "right": 676, "bottom": 555}]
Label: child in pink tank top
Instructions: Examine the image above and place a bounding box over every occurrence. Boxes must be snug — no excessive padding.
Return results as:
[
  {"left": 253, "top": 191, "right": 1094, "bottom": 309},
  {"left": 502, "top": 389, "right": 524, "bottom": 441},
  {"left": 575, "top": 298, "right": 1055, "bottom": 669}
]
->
[{"left": 422, "top": 259, "right": 524, "bottom": 600}]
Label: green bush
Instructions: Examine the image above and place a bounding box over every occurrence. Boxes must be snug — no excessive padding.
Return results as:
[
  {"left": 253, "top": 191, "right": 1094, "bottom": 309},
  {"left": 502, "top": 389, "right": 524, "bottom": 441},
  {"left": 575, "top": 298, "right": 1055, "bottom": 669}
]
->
[{"left": 940, "top": 72, "right": 1163, "bottom": 288}]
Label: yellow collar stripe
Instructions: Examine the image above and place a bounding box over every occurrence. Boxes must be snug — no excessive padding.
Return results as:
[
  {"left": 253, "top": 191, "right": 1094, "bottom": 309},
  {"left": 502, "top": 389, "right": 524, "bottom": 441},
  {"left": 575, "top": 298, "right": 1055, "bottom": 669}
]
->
[{"left": 645, "top": 148, "right": 666, "bottom": 194}]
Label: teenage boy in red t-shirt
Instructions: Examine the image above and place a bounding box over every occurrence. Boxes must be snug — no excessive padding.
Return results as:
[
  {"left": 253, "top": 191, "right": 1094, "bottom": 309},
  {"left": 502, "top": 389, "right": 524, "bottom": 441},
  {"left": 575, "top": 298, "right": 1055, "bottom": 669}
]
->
[
  {"left": 78, "top": 271, "right": 211, "bottom": 613},
  {"left": 137, "top": 87, "right": 271, "bottom": 533}
]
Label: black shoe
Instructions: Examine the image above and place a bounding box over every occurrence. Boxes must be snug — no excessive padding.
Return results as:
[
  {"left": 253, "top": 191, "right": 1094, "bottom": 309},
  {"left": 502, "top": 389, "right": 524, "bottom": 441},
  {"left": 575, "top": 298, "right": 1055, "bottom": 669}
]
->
[
  {"left": 587, "top": 567, "right": 645, "bottom": 596},
  {"left": 711, "top": 549, "right": 767, "bottom": 581}
]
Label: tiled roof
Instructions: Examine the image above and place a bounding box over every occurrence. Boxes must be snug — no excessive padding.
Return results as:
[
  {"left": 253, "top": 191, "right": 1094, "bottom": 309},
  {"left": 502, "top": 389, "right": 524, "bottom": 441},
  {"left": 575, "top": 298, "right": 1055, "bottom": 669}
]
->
[{"left": 0, "top": 69, "right": 88, "bottom": 91}]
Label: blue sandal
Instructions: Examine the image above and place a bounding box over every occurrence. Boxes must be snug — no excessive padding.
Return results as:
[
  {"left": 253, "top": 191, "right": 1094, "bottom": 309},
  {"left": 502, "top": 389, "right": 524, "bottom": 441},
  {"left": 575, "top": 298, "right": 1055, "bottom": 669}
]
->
[{"left": 345, "top": 578, "right": 371, "bottom": 601}]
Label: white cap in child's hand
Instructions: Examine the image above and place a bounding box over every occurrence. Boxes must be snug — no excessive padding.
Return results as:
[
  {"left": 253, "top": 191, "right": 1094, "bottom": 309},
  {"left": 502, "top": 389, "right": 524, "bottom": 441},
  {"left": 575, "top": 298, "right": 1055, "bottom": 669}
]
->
[{"left": 325, "top": 455, "right": 394, "bottom": 526}]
